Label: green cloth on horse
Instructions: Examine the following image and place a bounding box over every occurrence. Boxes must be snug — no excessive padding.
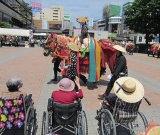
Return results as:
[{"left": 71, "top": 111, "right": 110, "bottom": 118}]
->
[{"left": 88, "top": 38, "right": 96, "bottom": 82}]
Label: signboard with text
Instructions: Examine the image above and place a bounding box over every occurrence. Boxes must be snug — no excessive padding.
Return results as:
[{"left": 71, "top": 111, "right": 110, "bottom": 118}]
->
[
  {"left": 64, "top": 14, "right": 70, "bottom": 21},
  {"left": 30, "top": 1, "right": 42, "bottom": 13}
]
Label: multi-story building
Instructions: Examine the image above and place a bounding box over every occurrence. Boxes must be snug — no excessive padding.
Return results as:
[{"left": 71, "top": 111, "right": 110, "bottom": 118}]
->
[
  {"left": 121, "top": 1, "right": 134, "bottom": 35},
  {"left": 0, "top": 0, "right": 32, "bottom": 28},
  {"left": 102, "top": 4, "right": 121, "bottom": 31},
  {"left": 93, "top": 4, "right": 121, "bottom": 33},
  {"left": 33, "top": 6, "right": 73, "bottom": 36},
  {"left": 33, "top": 6, "right": 64, "bottom": 21},
  {"left": 108, "top": 16, "right": 122, "bottom": 34},
  {"left": 33, "top": 6, "right": 64, "bottom": 31}
]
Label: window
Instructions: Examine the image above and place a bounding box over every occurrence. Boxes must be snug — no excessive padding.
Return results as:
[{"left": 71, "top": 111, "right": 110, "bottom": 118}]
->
[{"left": 139, "top": 36, "right": 142, "bottom": 42}]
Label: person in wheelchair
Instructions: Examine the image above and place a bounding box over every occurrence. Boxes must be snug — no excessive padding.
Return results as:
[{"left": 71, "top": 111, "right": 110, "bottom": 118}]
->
[
  {"left": 42, "top": 76, "right": 87, "bottom": 135},
  {"left": 51, "top": 76, "right": 83, "bottom": 104},
  {"left": 98, "top": 44, "right": 127, "bottom": 99},
  {"left": 96, "top": 76, "right": 144, "bottom": 117},
  {"left": 1, "top": 76, "right": 27, "bottom": 99},
  {"left": 0, "top": 76, "right": 38, "bottom": 135}
]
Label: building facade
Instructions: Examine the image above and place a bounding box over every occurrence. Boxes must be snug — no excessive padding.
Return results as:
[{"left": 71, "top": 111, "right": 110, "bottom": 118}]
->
[
  {"left": 33, "top": 6, "right": 73, "bottom": 36},
  {"left": 108, "top": 16, "right": 122, "bottom": 34},
  {"left": 93, "top": 4, "right": 121, "bottom": 32},
  {"left": 121, "top": 1, "right": 134, "bottom": 35},
  {"left": 102, "top": 4, "right": 121, "bottom": 31},
  {"left": 33, "top": 6, "right": 64, "bottom": 21},
  {"left": 0, "top": 0, "right": 32, "bottom": 28}
]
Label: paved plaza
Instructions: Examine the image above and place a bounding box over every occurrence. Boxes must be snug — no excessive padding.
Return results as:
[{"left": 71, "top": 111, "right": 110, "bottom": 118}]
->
[{"left": 0, "top": 46, "right": 160, "bottom": 135}]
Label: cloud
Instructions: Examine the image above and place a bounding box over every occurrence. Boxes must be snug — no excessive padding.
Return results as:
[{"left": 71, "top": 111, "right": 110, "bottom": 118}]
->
[{"left": 25, "top": 0, "right": 130, "bottom": 27}]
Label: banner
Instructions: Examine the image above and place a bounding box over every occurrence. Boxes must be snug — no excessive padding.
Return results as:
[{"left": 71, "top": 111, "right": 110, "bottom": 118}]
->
[
  {"left": 42, "top": 19, "right": 48, "bottom": 29},
  {"left": 89, "top": 18, "right": 93, "bottom": 27},
  {"left": 30, "top": 1, "right": 42, "bottom": 13}
]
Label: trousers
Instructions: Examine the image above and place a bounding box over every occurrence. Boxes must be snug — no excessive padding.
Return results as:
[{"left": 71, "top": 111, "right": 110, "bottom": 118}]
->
[{"left": 53, "top": 57, "right": 61, "bottom": 79}]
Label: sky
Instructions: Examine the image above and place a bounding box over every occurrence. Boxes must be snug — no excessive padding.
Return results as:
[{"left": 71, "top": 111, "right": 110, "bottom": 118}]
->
[{"left": 24, "top": 0, "right": 131, "bottom": 27}]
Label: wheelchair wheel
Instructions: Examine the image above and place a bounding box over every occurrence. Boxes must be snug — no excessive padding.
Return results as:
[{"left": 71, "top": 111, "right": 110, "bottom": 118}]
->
[
  {"left": 99, "top": 109, "right": 116, "bottom": 135},
  {"left": 81, "top": 111, "right": 88, "bottom": 135},
  {"left": 76, "top": 111, "right": 88, "bottom": 135},
  {"left": 129, "top": 111, "right": 148, "bottom": 134},
  {"left": 24, "top": 106, "right": 36, "bottom": 135},
  {"left": 41, "top": 111, "right": 49, "bottom": 135}
]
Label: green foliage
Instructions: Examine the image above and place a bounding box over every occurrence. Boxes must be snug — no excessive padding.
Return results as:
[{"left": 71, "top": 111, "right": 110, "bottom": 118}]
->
[
  {"left": 73, "top": 26, "right": 76, "bottom": 29},
  {"left": 124, "top": 0, "right": 160, "bottom": 45},
  {"left": 18, "top": 1, "right": 32, "bottom": 26},
  {"left": 0, "top": 22, "right": 11, "bottom": 28}
]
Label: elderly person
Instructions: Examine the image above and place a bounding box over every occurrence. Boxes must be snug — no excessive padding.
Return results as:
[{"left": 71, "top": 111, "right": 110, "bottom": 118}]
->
[
  {"left": 51, "top": 76, "right": 83, "bottom": 104},
  {"left": 1, "top": 76, "right": 26, "bottom": 99}
]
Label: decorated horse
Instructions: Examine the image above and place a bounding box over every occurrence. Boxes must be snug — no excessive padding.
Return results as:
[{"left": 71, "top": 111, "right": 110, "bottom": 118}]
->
[
  {"left": 43, "top": 17, "right": 117, "bottom": 83},
  {"left": 43, "top": 34, "right": 100, "bottom": 82},
  {"left": 43, "top": 33, "right": 117, "bottom": 82}
]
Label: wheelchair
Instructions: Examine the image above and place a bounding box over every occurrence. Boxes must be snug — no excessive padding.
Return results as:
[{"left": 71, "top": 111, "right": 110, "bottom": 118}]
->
[
  {"left": 0, "top": 94, "right": 38, "bottom": 135},
  {"left": 41, "top": 98, "right": 88, "bottom": 135},
  {"left": 96, "top": 96, "right": 151, "bottom": 135}
]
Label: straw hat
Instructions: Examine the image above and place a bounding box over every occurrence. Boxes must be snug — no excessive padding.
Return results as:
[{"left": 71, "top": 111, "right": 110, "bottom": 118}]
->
[
  {"left": 113, "top": 45, "right": 126, "bottom": 52},
  {"left": 145, "top": 125, "right": 160, "bottom": 135},
  {"left": 68, "top": 42, "right": 80, "bottom": 52},
  {"left": 113, "top": 77, "right": 144, "bottom": 103},
  {"left": 57, "top": 78, "right": 75, "bottom": 91},
  {"left": 76, "top": 17, "right": 88, "bottom": 23}
]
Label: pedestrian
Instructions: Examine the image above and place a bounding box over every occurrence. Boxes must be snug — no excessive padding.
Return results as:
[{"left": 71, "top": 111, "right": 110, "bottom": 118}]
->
[
  {"left": 0, "top": 36, "right": 2, "bottom": 47},
  {"left": 30, "top": 38, "right": 34, "bottom": 47},
  {"left": 136, "top": 45, "right": 139, "bottom": 53},
  {"left": 65, "top": 42, "right": 80, "bottom": 81},
  {"left": 98, "top": 44, "right": 127, "bottom": 99}
]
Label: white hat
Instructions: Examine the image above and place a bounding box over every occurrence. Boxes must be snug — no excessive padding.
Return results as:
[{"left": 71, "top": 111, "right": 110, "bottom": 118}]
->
[
  {"left": 113, "top": 45, "right": 126, "bottom": 52},
  {"left": 113, "top": 77, "right": 144, "bottom": 103}
]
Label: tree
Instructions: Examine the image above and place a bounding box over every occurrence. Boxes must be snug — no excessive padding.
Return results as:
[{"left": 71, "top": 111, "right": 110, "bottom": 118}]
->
[
  {"left": 73, "top": 26, "right": 76, "bottom": 29},
  {"left": 124, "top": 0, "right": 160, "bottom": 47},
  {"left": 0, "top": 22, "right": 11, "bottom": 28},
  {"left": 18, "top": 1, "right": 32, "bottom": 28}
]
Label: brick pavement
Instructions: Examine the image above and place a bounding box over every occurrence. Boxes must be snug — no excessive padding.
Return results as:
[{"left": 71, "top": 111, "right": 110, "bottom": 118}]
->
[{"left": 0, "top": 47, "right": 160, "bottom": 135}]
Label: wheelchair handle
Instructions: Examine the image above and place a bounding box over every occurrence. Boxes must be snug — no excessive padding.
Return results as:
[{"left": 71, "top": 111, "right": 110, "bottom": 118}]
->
[{"left": 143, "top": 97, "right": 151, "bottom": 106}]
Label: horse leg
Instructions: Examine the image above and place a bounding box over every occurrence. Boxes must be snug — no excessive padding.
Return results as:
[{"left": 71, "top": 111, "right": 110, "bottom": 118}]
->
[
  {"left": 52, "top": 57, "right": 61, "bottom": 81},
  {"left": 80, "top": 74, "right": 87, "bottom": 84}
]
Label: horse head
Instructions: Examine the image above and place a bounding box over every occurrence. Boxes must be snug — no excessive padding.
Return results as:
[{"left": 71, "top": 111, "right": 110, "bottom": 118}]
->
[{"left": 43, "top": 33, "right": 57, "bottom": 57}]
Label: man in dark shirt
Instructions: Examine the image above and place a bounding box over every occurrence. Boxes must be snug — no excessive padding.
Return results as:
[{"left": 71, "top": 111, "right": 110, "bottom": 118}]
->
[{"left": 98, "top": 45, "right": 127, "bottom": 99}]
